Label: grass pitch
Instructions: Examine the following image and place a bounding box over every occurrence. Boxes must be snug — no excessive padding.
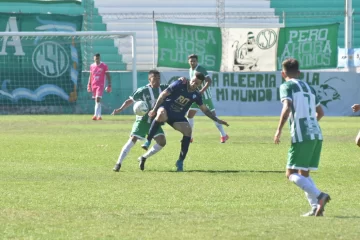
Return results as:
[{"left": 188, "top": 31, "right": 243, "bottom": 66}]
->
[{"left": 0, "top": 115, "right": 359, "bottom": 239}]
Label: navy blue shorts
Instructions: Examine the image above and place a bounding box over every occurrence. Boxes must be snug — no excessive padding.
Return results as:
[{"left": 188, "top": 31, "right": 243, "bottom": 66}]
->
[{"left": 161, "top": 104, "right": 188, "bottom": 126}]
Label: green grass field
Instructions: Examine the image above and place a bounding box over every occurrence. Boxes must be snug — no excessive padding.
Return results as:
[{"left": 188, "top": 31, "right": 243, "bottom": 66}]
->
[{"left": 1, "top": 115, "right": 360, "bottom": 239}]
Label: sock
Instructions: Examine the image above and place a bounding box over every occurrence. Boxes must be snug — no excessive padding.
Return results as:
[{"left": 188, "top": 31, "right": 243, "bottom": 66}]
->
[
  {"left": 288, "top": 173, "right": 321, "bottom": 198},
  {"left": 187, "top": 118, "right": 194, "bottom": 138},
  {"left": 95, "top": 102, "right": 101, "bottom": 117},
  {"left": 179, "top": 136, "right": 191, "bottom": 161},
  {"left": 94, "top": 102, "right": 99, "bottom": 116},
  {"left": 147, "top": 120, "right": 161, "bottom": 141},
  {"left": 116, "top": 139, "right": 135, "bottom": 164},
  {"left": 215, "top": 121, "right": 226, "bottom": 137},
  {"left": 142, "top": 143, "right": 163, "bottom": 159},
  {"left": 305, "top": 176, "right": 318, "bottom": 209}
]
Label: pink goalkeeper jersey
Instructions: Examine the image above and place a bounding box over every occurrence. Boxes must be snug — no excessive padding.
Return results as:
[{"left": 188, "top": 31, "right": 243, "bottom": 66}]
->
[{"left": 90, "top": 62, "right": 108, "bottom": 88}]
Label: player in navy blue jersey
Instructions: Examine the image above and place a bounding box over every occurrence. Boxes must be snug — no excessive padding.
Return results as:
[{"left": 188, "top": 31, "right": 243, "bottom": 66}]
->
[{"left": 139, "top": 72, "right": 229, "bottom": 171}]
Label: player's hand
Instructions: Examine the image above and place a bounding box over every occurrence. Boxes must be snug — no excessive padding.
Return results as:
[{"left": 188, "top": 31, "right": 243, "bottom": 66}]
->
[
  {"left": 111, "top": 109, "right": 120, "bottom": 115},
  {"left": 148, "top": 110, "right": 156, "bottom": 118},
  {"left": 87, "top": 85, "right": 91, "bottom": 92},
  {"left": 217, "top": 119, "right": 229, "bottom": 127},
  {"left": 352, "top": 104, "right": 360, "bottom": 112},
  {"left": 105, "top": 85, "right": 112, "bottom": 93},
  {"left": 179, "top": 77, "right": 188, "bottom": 84},
  {"left": 274, "top": 129, "right": 282, "bottom": 144}
]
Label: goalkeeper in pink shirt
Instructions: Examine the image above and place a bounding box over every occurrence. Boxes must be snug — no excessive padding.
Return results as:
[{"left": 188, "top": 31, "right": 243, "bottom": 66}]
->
[{"left": 87, "top": 53, "right": 112, "bottom": 120}]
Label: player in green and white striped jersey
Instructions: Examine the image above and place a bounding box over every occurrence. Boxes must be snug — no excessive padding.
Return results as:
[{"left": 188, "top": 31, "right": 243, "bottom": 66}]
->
[
  {"left": 274, "top": 58, "right": 330, "bottom": 217},
  {"left": 111, "top": 70, "right": 168, "bottom": 172},
  {"left": 187, "top": 54, "right": 229, "bottom": 143}
]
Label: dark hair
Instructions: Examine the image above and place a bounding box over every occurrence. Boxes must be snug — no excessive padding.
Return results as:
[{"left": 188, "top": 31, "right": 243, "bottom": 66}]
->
[
  {"left": 282, "top": 58, "right": 299, "bottom": 75},
  {"left": 94, "top": 53, "right": 100, "bottom": 57},
  {"left": 195, "top": 72, "right": 205, "bottom": 81},
  {"left": 188, "top": 54, "right": 198, "bottom": 60},
  {"left": 148, "top": 69, "right": 160, "bottom": 76}
]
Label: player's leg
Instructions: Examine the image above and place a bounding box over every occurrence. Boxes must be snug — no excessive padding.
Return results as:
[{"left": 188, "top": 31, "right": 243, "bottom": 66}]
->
[
  {"left": 355, "top": 130, "right": 360, "bottom": 147},
  {"left": 95, "top": 87, "right": 104, "bottom": 119},
  {"left": 286, "top": 141, "right": 324, "bottom": 216},
  {"left": 209, "top": 108, "right": 229, "bottom": 143},
  {"left": 142, "top": 107, "right": 168, "bottom": 150},
  {"left": 186, "top": 105, "right": 198, "bottom": 142},
  {"left": 308, "top": 140, "right": 330, "bottom": 216},
  {"left": 171, "top": 120, "right": 192, "bottom": 171},
  {"left": 138, "top": 129, "right": 166, "bottom": 171},
  {"left": 113, "top": 119, "right": 144, "bottom": 172},
  {"left": 91, "top": 87, "right": 98, "bottom": 120}
]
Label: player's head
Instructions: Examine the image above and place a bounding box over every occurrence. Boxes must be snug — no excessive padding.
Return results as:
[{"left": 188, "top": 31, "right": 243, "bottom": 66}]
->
[
  {"left": 148, "top": 69, "right": 160, "bottom": 88},
  {"left": 188, "top": 54, "right": 198, "bottom": 69},
  {"left": 189, "top": 72, "right": 205, "bottom": 90},
  {"left": 281, "top": 58, "right": 300, "bottom": 80},
  {"left": 94, "top": 53, "right": 101, "bottom": 64}
]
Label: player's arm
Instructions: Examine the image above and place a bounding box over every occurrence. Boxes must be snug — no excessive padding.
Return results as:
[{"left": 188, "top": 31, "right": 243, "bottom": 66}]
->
[
  {"left": 199, "top": 104, "right": 229, "bottom": 126},
  {"left": 316, "top": 105, "right": 324, "bottom": 121},
  {"left": 106, "top": 72, "right": 112, "bottom": 86},
  {"left": 274, "top": 99, "right": 291, "bottom": 144},
  {"left": 152, "top": 90, "right": 171, "bottom": 112},
  {"left": 199, "top": 76, "right": 211, "bottom": 94},
  {"left": 112, "top": 98, "right": 134, "bottom": 115},
  {"left": 87, "top": 71, "right": 92, "bottom": 92}
]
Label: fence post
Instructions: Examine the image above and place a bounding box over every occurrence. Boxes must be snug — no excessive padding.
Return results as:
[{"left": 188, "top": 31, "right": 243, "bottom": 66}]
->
[{"left": 152, "top": 10, "right": 155, "bottom": 69}]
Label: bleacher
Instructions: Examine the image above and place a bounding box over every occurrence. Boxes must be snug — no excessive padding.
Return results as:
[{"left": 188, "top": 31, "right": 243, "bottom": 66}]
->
[
  {"left": 93, "top": 0, "right": 282, "bottom": 71},
  {"left": 271, "top": 0, "right": 360, "bottom": 48}
]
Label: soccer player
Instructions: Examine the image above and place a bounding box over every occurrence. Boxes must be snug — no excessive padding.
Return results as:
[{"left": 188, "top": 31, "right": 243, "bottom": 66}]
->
[
  {"left": 186, "top": 54, "right": 229, "bottom": 143},
  {"left": 274, "top": 58, "right": 330, "bottom": 217},
  {"left": 351, "top": 103, "right": 360, "bottom": 146},
  {"left": 87, "top": 53, "right": 112, "bottom": 120},
  {"left": 111, "top": 70, "right": 168, "bottom": 172},
  {"left": 141, "top": 72, "right": 229, "bottom": 172}
]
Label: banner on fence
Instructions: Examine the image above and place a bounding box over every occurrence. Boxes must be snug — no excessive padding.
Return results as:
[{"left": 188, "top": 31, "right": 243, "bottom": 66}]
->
[
  {"left": 277, "top": 23, "right": 339, "bottom": 70},
  {"left": 161, "top": 71, "right": 359, "bottom": 116},
  {"left": 156, "top": 21, "right": 222, "bottom": 71},
  {"left": 0, "top": 13, "right": 83, "bottom": 106},
  {"left": 221, "top": 28, "right": 279, "bottom": 72}
]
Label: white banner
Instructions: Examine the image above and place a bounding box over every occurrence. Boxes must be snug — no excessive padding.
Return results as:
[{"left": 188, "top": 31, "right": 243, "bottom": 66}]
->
[
  {"left": 220, "top": 28, "right": 279, "bottom": 72},
  {"left": 161, "top": 71, "right": 360, "bottom": 116}
]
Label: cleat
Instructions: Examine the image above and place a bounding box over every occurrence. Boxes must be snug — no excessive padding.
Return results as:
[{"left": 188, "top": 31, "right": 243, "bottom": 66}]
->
[
  {"left": 138, "top": 156, "right": 146, "bottom": 171},
  {"left": 92, "top": 115, "right": 97, "bottom": 120},
  {"left": 301, "top": 208, "right": 322, "bottom": 217},
  {"left": 175, "top": 159, "right": 184, "bottom": 172},
  {"left": 113, "top": 163, "right": 121, "bottom": 172},
  {"left": 97, "top": 116, "right": 102, "bottom": 120},
  {"left": 141, "top": 140, "right": 151, "bottom": 151},
  {"left": 220, "top": 134, "right": 229, "bottom": 143},
  {"left": 315, "top": 192, "right": 331, "bottom": 217}
]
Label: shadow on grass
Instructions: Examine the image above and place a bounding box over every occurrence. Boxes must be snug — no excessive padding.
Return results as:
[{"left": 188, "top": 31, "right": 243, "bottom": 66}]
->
[{"left": 144, "top": 170, "right": 284, "bottom": 173}]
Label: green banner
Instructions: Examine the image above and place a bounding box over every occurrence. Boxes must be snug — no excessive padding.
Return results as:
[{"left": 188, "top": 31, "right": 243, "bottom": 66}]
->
[
  {"left": 277, "top": 23, "right": 339, "bottom": 70},
  {"left": 0, "top": 13, "right": 83, "bottom": 107},
  {"left": 156, "top": 21, "right": 222, "bottom": 71}
]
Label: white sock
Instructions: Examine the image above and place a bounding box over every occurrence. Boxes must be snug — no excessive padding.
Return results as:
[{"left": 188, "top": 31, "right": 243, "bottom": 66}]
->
[
  {"left": 305, "top": 176, "right": 318, "bottom": 209},
  {"left": 116, "top": 139, "right": 135, "bottom": 164},
  {"left": 96, "top": 103, "right": 102, "bottom": 117},
  {"left": 187, "top": 118, "right": 194, "bottom": 138},
  {"left": 142, "top": 143, "right": 163, "bottom": 159},
  {"left": 288, "top": 173, "right": 321, "bottom": 198},
  {"left": 215, "top": 121, "right": 226, "bottom": 137},
  {"left": 94, "top": 102, "right": 99, "bottom": 116}
]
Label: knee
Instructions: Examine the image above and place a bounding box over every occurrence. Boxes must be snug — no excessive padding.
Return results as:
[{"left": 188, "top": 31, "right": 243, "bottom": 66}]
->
[
  {"left": 156, "top": 109, "right": 167, "bottom": 122},
  {"left": 159, "top": 139, "right": 166, "bottom": 147}
]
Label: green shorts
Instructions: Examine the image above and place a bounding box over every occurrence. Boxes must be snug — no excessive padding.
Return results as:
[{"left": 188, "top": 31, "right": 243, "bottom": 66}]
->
[
  {"left": 287, "top": 139, "right": 322, "bottom": 171},
  {"left": 130, "top": 115, "right": 164, "bottom": 140}
]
